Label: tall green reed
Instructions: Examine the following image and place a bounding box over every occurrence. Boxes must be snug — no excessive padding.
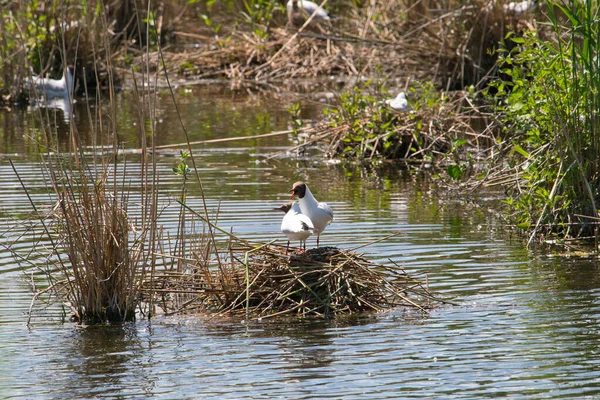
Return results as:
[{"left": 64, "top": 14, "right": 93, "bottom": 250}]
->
[{"left": 492, "top": 0, "right": 600, "bottom": 242}]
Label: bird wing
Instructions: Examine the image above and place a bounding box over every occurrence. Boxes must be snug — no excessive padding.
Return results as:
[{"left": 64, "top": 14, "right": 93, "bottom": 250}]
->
[
  {"left": 299, "top": 0, "right": 330, "bottom": 19},
  {"left": 318, "top": 202, "right": 334, "bottom": 221},
  {"left": 282, "top": 212, "right": 314, "bottom": 234},
  {"left": 300, "top": 221, "right": 313, "bottom": 233}
]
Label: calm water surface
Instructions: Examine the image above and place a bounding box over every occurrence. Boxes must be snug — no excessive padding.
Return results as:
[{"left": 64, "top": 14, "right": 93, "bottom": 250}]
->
[{"left": 1, "top": 86, "right": 600, "bottom": 399}]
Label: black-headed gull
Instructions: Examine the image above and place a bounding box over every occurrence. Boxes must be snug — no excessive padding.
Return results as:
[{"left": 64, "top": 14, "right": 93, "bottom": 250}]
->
[
  {"left": 274, "top": 201, "right": 314, "bottom": 252},
  {"left": 289, "top": 181, "right": 333, "bottom": 247},
  {"left": 26, "top": 66, "right": 74, "bottom": 99},
  {"left": 385, "top": 92, "right": 411, "bottom": 113},
  {"left": 287, "top": 0, "right": 331, "bottom": 27}
]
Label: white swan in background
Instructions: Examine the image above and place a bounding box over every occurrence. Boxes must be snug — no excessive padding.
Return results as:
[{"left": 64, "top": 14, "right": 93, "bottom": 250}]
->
[
  {"left": 289, "top": 181, "right": 333, "bottom": 247},
  {"left": 287, "top": 0, "right": 331, "bottom": 26},
  {"left": 385, "top": 92, "right": 412, "bottom": 113},
  {"left": 26, "top": 66, "right": 74, "bottom": 99},
  {"left": 274, "top": 201, "right": 314, "bottom": 252}
]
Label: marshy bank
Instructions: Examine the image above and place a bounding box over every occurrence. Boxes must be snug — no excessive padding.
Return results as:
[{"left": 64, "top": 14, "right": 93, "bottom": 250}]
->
[{"left": 1, "top": 0, "right": 535, "bottom": 96}]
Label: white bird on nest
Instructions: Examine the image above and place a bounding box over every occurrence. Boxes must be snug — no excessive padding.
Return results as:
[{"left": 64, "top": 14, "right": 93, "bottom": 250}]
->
[
  {"left": 289, "top": 181, "right": 333, "bottom": 247},
  {"left": 274, "top": 201, "right": 315, "bottom": 252},
  {"left": 385, "top": 92, "right": 412, "bottom": 113}
]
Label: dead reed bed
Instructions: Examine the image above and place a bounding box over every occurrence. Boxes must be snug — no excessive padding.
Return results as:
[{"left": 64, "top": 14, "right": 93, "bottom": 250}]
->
[
  {"left": 10, "top": 112, "right": 161, "bottom": 325},
  {"left": 1, "top": 0, "right": 543, "bottom": 102},
  {"left": 4, "top": 0, "right": 166, "bottom": 325},
  {"left": 138, "top": 0, "right": 541, "bottom": 89}
]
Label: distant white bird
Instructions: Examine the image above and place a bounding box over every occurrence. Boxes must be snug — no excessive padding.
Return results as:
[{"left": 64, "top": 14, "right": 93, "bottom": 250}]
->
[
  {"left": 503, "top": 0, "right": 538, "bottom": 16},
  {"left": 287, "top": 0, "right": 331, "bottom": 27},
  {"left": 385, "top": 92, "right": 412, "bottom": 113},
  {"left": 26, "top": 66, "right": 74, "bottom": 99},
  {"left": 274, "top": 201, "right": 314, "bottom": 252},
  {"left": 289, "top": 181, "right": 333, "bottom": 247}
]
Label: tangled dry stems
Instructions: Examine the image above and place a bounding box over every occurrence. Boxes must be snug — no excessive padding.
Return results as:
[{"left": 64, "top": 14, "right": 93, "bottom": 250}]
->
[
  {"left": 49, "top": 172, "right": 150, "bottom": 324},
  {"left": 137, "top": 0, "right": 538, "bottom": 88},
  {"left": 268, "top": 89, "right": 498, "bottom": 163},
  {"left": 143, "top": 239, "right": 442, "bottom": 319}
]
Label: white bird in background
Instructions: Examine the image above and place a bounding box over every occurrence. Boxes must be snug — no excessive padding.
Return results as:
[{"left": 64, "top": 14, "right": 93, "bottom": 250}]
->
[
  {"left": 274, "top": 201, "right": 314, "bottom": 252},
  {"left": 287, "top": 0, "right": 331, "bottom": 27},
  {"left": 503, "top": 0, "right": 538, "bottom": 16},
  {"left": 289, "top": 181, "right": 333, "bottom": 247},
  {"left": 385, "top": 92, "right": 412, "bottom": 113},
  {"left": 26, "top": 66, "right": 74, "bottom": 99}
]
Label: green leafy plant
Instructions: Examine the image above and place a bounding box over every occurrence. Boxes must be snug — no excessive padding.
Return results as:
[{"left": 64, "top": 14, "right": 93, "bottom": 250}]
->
[
  {"left": 240, "top": 0, "right": 283, "bottom": 39},
  {"left": 173, "top": 150, "right": 191, "bottom": 205},
  {"left": 322, "top": 81, "right": 455, "bottom": 162},
  {"left": 489, "top": 0, "right": 600, "bottom": 241},
  {"left": 287, "top": 102, "right": 303, "bottom": 137},
  {"left": 173, "top": 150, "right": 191, "bottom": 178}
]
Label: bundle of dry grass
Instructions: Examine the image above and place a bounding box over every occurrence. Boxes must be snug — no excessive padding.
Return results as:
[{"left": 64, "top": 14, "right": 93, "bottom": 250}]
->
[
  {"left": 143, "top": 235, "right": 442, "bottom": 319},
  {"left": 51, "top": 173, "right": 143, "bottom": 323}
]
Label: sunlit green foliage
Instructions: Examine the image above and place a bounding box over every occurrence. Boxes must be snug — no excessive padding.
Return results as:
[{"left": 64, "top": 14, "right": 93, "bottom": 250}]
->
[
  {"left": 287, "top": 102, "right": 303, "bottom": 137},
  {"left": 324, "top": 82, "right": 401, "bottom": 160},
  {"left": 490, "top": 0, "right": 600, "bottom": 239},
  {"left": 0, "top": 1, "right": 62, "bottom": 96},
  {"left": 323, "top": 81, "right": 445, "bottom": 161}
]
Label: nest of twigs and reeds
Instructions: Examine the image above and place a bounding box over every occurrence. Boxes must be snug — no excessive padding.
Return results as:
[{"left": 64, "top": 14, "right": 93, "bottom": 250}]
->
[{"left": 142, "top": 232, "right": 443, "bottom": 319}]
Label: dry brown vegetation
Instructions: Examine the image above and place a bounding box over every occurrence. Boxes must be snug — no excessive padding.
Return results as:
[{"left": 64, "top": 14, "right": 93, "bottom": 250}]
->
[
  {"left": 1, "top": 0, "right": 542, "bottom": 100},
  {"left": 144, "top": 237, "right": 443, "bottom": 319},
  {"left": 140, "top": 0, "right": 540, "bottom": 89}
]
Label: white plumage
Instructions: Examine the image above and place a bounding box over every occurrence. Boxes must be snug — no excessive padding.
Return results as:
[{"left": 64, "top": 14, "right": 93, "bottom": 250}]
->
[
  {"left": 503, "top": 0, "right": 538, "bottom": 16},
  {"left": 274, "top": 201, "right": 314, "bottom": 251},
  {"left": 26, "top": 67, "right": 74, "bottom": 99},
  {"left": 385, "top": 92, "right": 411, "bottom": 113},
  {"left": 286, "top": 0, "right": 331, "bottom": 26},
  {"left": 289, "top": 181, "right": 333, "bottom": 247},
  {"left": 28, "top": 97, "right": 72, "bottom": 122}
]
